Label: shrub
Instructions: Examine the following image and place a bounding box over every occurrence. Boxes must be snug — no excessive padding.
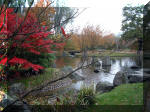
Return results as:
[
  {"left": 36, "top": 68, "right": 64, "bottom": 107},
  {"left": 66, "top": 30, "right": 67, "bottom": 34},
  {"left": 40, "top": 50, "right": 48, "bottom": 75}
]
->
[{"left": 76, "top": 86, "right": 96, "bottom": 105}]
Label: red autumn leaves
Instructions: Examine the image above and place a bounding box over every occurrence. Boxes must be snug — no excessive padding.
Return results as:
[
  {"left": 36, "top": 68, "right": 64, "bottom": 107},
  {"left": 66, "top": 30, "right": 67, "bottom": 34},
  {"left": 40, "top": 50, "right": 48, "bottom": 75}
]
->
[
  {"left": 0, "top": 8, "right": 68, "bottom": 72},
  {"left": 9, "top": 57, "right": 44, "bottom": 71},
  {"left": 0, "top": 57, "right": 7, "bottom": 66}
]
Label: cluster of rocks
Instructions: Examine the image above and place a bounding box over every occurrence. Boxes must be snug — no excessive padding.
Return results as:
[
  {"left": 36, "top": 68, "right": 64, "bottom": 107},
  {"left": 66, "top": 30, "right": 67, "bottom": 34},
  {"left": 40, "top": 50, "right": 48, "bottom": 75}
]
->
[
  {"left": 91, "top": 57, "right": 102, "bottom": 73},
  {"left": 1, "top": 83, "right": 31, "bottom": 112},
  {"left": 92, "top": 56, "right": 111, "bottom": 73},
  {"left": 96, "top": 70, "right": 150, "bottom": 94},
  {"left": 61, "top": 66, "right": 85, "bottom": 81},
  {"left": 102, "top": 56, "right": 111, "bottom": 66},
  {"left": 62, "top": 51, "right": 79, "bottom": 57}
]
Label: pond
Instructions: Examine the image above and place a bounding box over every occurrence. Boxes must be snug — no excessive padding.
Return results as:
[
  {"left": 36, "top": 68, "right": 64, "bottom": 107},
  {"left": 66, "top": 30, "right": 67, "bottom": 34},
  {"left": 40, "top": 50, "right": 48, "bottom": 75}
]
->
[{"left": 56, "top": 56, "right": 143, "bottom": 90}]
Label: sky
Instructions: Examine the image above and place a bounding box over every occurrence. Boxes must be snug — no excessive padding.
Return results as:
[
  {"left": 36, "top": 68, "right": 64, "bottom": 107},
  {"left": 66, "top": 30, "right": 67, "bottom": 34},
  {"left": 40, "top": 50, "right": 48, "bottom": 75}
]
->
[{"left": 64, "top": 0, "right": 149, "bottom": 35}]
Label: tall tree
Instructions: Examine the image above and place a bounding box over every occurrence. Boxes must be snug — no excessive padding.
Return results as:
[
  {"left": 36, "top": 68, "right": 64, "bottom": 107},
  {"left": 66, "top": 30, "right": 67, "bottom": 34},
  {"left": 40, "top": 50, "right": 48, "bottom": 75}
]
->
[
  {"left": 31, "top": 0, "right": 55, "bottom": 30},
  {"left": 121, "top": 4, "right": 144, "bottom": 41},
  {"left": 53, "top": 0, "right": 78, "bottom": 33},
  {"left": 0, "top": 7, "right": 67, "bottom": 78},
  {"left": 0, "top": 0, "right": 34, "bottom": 13},
  {"left": 144, "top": 2, "right": 150, "bottom": 50}
]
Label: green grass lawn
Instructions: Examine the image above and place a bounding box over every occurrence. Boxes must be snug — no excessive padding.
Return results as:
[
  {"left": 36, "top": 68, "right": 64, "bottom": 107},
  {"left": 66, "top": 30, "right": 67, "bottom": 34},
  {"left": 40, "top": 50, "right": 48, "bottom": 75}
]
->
[
  {"left": 82, "top": 83, "right": 143, "bottom": 112},
  {"left": 96, "top": 83, "right": 143, "bottom": 105}
]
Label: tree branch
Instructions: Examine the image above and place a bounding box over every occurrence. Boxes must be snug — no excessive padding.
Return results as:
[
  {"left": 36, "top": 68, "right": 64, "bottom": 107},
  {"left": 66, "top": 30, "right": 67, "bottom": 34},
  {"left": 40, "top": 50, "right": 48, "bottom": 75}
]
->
[{"left": 3, "top": 60, "right": 92, "bottom": 111}]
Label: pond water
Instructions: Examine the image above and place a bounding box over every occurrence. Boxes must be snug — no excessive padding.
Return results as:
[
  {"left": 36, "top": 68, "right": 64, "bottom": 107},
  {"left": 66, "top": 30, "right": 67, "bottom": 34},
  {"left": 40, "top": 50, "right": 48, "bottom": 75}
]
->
[{"left": 56, "top": 56, "right": 143, "bottom": 90}]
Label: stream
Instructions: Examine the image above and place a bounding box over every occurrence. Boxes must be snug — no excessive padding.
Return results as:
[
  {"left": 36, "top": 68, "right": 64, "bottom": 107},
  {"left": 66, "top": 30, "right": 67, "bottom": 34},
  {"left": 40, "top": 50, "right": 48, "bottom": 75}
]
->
[{"left": 56, "top": 56, "right": 143, "bottom": 90}]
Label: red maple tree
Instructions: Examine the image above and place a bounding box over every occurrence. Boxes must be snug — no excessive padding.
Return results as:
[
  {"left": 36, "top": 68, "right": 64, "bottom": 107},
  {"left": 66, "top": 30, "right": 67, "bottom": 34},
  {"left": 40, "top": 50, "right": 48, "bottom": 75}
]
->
[{"left": 0, "top": 8, "right": 67, "bottom": 74}]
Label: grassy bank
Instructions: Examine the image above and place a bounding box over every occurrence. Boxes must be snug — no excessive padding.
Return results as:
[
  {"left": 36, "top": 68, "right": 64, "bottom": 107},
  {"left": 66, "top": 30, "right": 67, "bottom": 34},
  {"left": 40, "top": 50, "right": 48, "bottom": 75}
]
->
[
  {"left": 107, "top": 52, "right": 137, "bottom": 57},
  {"left": 82, "top": 83, "right": 143, "bottom": 112},
  {"left": 55, "top": 50, "right": 137, "bottom": 57},
  {"left": 77, "top": 51, "right": 137, "bottom": 57},
  {"left": 5, "top": 68, "right": 55, "bottom": 89},
  {"left": 96, "top": 83, "right": 143, "bottom": 105},
  {"left": 89, "top": 51, "right": 137, "bottom": 57}
]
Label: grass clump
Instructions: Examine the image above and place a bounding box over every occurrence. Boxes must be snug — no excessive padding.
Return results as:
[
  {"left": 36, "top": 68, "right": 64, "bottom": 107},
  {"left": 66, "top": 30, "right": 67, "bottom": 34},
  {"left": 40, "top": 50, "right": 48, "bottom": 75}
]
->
[{"left": 76, "top": 85, "right": 96, "bottom": 105}]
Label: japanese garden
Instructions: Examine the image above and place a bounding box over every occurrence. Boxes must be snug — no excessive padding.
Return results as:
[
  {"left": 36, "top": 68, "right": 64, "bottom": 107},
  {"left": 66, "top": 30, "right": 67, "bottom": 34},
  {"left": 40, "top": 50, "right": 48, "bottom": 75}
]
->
[{"left": 0, "top": 0, "right": 150, "bottom": 112}]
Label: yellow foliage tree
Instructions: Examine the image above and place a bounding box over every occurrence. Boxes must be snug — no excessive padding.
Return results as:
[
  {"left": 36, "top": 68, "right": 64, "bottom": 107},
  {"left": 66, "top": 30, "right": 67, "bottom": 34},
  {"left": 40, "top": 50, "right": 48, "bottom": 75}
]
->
[{"left": 30, "top": 0, "right": 55, "bottom": 29}]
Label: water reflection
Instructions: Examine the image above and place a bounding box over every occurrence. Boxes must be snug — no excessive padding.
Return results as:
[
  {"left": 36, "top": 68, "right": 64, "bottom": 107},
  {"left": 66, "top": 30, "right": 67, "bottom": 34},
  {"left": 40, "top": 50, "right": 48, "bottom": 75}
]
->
[{"left": 56, "top": 56, "right": 143, "bottom": 90}]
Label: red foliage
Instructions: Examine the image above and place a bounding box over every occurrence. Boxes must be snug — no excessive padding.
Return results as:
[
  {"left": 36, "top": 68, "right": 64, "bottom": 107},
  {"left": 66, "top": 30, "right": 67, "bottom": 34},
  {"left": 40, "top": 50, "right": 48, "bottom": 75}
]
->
[
  {"left": 9, "top": 57, "right": 44, "bottom": 71},
  {"left": 61, "top": 26, "right": 69, "bottom": 38},
  {"left": 0, "top": 8, "right": 68, "bottom": 72},
  {"left": 0, "top": 56, "right": 7, "bottom": 72},
  {"left": 0, "top": 57, "right": 7, "bottom": 66},
  {"left": 61, "top": 27, "right": 66, "bottom": 37}
]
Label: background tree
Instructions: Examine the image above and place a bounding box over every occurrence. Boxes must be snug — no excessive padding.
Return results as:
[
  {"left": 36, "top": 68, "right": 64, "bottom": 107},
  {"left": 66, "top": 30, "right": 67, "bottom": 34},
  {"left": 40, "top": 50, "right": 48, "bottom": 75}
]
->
[
  {"left": 31, "top": 0, "right": 55, "bottom": 30},
  {"left": 121, "top": 4, "right": 144, "bottom": 41},
  {"left": 100, "top": 34, "right": 115, "bottom": 50},
  {"left": 68, "top": 25, "right": 116, "bottom": 52},
  {"left": 79, "top": 25, "right": 102, "bottom": 51},
  {"left": 0, "top": 0, "right": 34, "bottom": 13},
  {"left": 53, "top": 0, "right": 78, "bottom": 33},
  {"left": 144, "top": 2, "right": 150, "bottom": 50}
]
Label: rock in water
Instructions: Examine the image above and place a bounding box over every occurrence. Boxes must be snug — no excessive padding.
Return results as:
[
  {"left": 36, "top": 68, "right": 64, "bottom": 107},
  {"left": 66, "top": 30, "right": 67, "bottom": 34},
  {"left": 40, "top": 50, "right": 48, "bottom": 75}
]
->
[
  {"left": 91, "top": 57, "right": 102, "bottom": 73},
  {"left": 102, "top": 56, "right": 111, "bottom": 66},
  {"left": 113, "top": 71, "right": 128, "bottom": 87},
  {"left": 69, "top": 72, "right": 85, "bottom": 81},
  {"left": 61, "top": 66, "right": 73, "bottom": 74},
  {"left": 96, "top": 81, "right": 114, "bottom": 93},
  {"left": 61, "top": 66, "right": 85, "bottom": 81},
  {"left": 94, "top": 69, "right": 99, "bottom": 73},
  {"left": 128, "top": 75, "right": 143, "bottom": 83},
  {"left": 62, "top": 51, "right": 70, "bottom": 57},
  {"left": 130, "top": 66, "right": 140, "bottom": 69}
]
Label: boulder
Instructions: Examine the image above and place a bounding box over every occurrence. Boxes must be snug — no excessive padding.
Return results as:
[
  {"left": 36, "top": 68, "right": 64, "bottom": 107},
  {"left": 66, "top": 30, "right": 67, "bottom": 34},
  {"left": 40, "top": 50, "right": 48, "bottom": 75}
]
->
[
  {"left": 113, "top": 71, "right": 128, "bottom": 87},
  {"left": 69, "top": 72, "right": 85, "bottom": 81},
  {"left": 91, "top": 57, "right": 102, "bottom": 73},
  {"left": 144, "top": 73, "right": 150, "bottom": 82},
  {"left": 61, "top": 66, "right": 85, "bottom": 81},
  {"left": 130, "top": 66, "right": 141, "bottom": 70},
  {"left": 128, "top": 75, "right": 143, "bottom": 83},
  {"left": 94, "top": 69, "right": 100, "bottom": 73},
  {"left": 8, "top": 83, "right": 26, "bottom": 96},
  {"left": 61, "top": 66, "right": 73, "bottom": 74},
  {"left": 143, "top": 69, "right": 150, "bottom": 81},
  {"left": 68, "top": 51, "right": 76, "bottom": 56},
  {"left": 102, "top": 56, "right": 111, "bottom": 66},
  {"left": 0, "top": 92, "right": 31, "bottom": 112},
  {"left": 62, "top": 51, "right": 70, "bottom": 57},
  {"left": 91, "top": 57, "right": 99, "bottom": 66},
  {"left": 127, "top": 70, "right": 150, "bottom": 83},
  {"left": 144, "top": 70, "right": 150, "bottom": 74},
  {"left": 96, "top": 82, "right": 114, "bottom": 93}
]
